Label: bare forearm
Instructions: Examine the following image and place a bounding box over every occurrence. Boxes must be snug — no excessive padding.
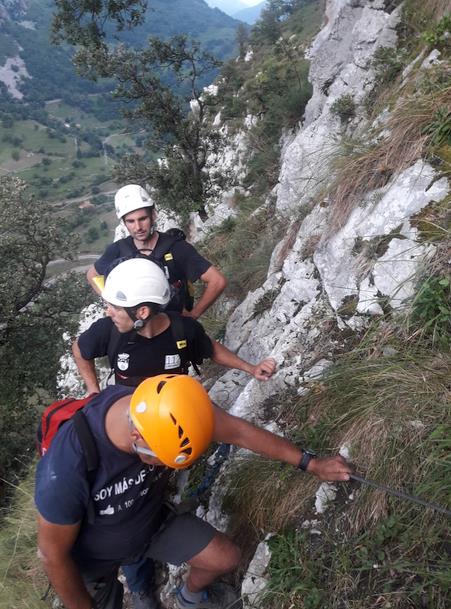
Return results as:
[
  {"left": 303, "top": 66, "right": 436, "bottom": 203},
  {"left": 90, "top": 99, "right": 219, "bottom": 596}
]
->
[
  {"left": 188, "top": 268, "right": 227, "bottom": 319},
  {"left": 189, "top": 284, "right": 221, "bottom": 319},
  {"left": 211, "top": 341, "right": 254, "bottom": 375},
  {"left": 41, "top": 555, "right": 93, "bottom": 609},
  {"left": 212, "top": 407, "right": 352, "bottom": 481},
  {"left": 72, "top": 341, "right": 100, "bottom": 394},
  {"left": 214, "top": 408, "right": 300, "bottom": 466}
]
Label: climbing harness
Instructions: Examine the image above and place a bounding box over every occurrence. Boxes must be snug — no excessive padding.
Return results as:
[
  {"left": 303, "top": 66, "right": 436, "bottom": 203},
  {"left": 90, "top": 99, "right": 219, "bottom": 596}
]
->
[{"left": 350, "top": 473, "right": 451, "bottom": 517}]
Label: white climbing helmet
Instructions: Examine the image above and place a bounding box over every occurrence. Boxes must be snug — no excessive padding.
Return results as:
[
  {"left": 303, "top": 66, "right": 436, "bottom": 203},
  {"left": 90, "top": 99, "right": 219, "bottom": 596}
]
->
[
  {"left": 102, "top": 258, "right": 171, "bottom": 307},
  {"left": 114, "top": 184, "right": 154, "bottom": 220}
]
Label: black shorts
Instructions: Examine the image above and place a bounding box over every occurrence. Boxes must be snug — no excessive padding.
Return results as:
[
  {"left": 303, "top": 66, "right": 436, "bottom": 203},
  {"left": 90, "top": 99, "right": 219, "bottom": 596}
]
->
[
  {"left": 143, "top": 511, "right": 216, "bottom": 565},
  {"left": 82, "top": 512, "right": 217, "bottom": 609}
]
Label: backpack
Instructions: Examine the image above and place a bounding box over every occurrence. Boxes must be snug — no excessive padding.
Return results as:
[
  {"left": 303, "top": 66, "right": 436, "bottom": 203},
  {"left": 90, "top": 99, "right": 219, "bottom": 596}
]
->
[
  {"left": 37, "top": 395, "right": 101, "bottom": 524},
  {"left": 106, "top": 311, "right": 201, "bottom": 386},
  {"left": 118, "top": 228, "right": 195, "bottom": 312}
]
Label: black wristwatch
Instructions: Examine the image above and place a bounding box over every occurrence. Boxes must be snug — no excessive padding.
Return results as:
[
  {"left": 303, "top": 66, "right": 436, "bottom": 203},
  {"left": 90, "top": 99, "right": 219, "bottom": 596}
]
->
[{"left": 297, "top": 449, "right": 317, "bottom": 472}]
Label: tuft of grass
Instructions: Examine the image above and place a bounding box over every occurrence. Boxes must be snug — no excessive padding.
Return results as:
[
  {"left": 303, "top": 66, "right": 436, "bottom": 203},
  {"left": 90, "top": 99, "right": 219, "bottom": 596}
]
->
[
  {"left": 327, "top": 69, "right": 450, "bottom": 233},
  {"left": 330, "top": 94, "right": 356, "bottom": 123},
  {"left": 0, "top": 467, "right": 50, "bottom": 609},
  {"left": 409, "top": 273, "right": 451, "bottom": 349},
  {"left": 199, "top": 196, "right": 283, "bottom": 302},
  {"left": 223, "top": 322, "right": 450, "bottom": 608}
]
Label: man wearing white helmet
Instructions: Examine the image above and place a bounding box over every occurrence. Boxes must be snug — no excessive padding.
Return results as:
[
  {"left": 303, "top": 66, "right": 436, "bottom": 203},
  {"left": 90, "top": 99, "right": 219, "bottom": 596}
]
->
[
  {"left": 74, "top": 257, "right": 276, "bottom": 395},
  {"left": 86, "top": 184, "right": 227, "bottom": 319}
]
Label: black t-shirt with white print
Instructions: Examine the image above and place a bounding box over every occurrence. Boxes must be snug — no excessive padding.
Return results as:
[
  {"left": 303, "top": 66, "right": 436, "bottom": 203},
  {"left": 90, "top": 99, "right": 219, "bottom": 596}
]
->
[{"left": 78, "top": 315, "right": 214, "bottom": 386}]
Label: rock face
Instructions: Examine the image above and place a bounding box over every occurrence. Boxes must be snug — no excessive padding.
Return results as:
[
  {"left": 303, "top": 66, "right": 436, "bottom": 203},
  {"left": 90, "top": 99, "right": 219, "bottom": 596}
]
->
[
  {"left": 0, "top": 55, "right": 30, "bottom": 99},
  {"left": 277, "top": 0, "right": 400, "bottom": 216},
  {"left": 209, "top": 0, "right": 449, "bottom": 428},
  {"left": 203, "top": 1, "right": 449, "bottom": 603},
  {"left": 0, "top": 1, "right": 27, "bottom": 23}
]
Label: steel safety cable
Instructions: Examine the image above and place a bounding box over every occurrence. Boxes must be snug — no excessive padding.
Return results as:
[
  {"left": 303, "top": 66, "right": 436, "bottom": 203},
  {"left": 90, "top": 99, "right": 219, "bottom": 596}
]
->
[{"left": 350, "top": 473, "right": 451, "bottom": 517}]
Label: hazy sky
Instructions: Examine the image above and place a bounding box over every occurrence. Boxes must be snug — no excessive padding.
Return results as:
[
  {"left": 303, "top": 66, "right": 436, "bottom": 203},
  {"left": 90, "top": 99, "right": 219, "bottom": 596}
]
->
[{"left": 242, "top": 0, "right": 264, "bottom": 5}]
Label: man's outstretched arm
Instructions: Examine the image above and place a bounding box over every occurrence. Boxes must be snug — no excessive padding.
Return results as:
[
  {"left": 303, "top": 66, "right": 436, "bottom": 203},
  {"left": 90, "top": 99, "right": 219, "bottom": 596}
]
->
[
  {"left": 212, "top": 405, "right": 352, "bottom": 482},
  {"left": 37, "top": 515, "right": 94, "bottom": 609},
  {"left": 211, "top": 340, "right": 276, "bottom": 381},
  {"left": 72, "top": 339, "right": 101, "bottom": 395}
]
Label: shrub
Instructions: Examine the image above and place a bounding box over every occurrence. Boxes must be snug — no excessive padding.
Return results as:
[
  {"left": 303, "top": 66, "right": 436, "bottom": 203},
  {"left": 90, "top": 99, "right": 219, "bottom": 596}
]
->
[
  {"left": 330, "top": 93, "right": 356, "bottom": 122},
  {"left": 422, "top": 15, "right": 451, "bottom": 51},
  {"left": 371, "top": 46, "right": 406, "bottom": 86},
  {"left": 411, "top": 274, "right": 450, "bottom": 348}
]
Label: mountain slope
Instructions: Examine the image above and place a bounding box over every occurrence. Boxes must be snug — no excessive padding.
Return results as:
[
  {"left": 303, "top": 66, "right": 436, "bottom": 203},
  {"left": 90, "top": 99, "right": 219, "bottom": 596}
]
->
[
  {"left": 233, "top": 1, "right": 265, "bottom": 24},
  {"left": 206, "top": 0, "right": 248, "bottom": 16},
  {"left": 0, "top": 0, "right": 241, "bottom": 104}
]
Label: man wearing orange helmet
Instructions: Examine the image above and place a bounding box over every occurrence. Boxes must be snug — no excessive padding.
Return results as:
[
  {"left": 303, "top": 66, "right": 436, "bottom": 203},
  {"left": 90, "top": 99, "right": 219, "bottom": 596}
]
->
[
  {"left": 35, "top": 375, "right": 352, "bottom": 609},
  {"left": 86, "top": 184, "right": 227, "bottom": 319}
]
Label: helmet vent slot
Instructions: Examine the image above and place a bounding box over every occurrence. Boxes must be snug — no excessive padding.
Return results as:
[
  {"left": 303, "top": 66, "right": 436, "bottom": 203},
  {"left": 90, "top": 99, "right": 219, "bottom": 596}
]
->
[
  {"left": 180, "top": 438, "right": 190, "bottom": 448},
  {"left": 170, "top": 413, "right": 177, "bottom": 424},
  {"left": 178, "top": 425, "right": 184, "bottom": 439},
  {"left": 182, "top": 447, "right": 192, "bottom": 456},
  {"left": 157, "top": 381, "right": 166, "bottom": 394}
]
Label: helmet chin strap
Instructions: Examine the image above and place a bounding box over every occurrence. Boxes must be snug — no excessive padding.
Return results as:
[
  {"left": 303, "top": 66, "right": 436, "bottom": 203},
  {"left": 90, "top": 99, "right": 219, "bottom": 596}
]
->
[{"left": 126, "top": 308, "right": 152, "bottom": 333}]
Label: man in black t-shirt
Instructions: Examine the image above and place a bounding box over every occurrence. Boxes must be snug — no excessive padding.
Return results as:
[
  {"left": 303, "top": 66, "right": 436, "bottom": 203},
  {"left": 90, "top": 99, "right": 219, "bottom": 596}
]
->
[
  {"left": 86, "top": 184, "right": 227, "bottom": 319},
  {"left": 74, "top": 259, "right": 276, "bottom": 395}
]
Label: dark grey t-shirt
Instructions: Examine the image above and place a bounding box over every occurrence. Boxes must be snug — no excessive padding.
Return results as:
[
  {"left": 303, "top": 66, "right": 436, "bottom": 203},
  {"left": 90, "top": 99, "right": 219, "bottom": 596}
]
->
[{"left": 35, "top": 385, "right": 171, "bottom": 567}]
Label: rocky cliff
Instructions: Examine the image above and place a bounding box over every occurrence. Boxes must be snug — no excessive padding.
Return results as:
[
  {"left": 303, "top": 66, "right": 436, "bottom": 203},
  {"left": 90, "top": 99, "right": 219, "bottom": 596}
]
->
[{"left": 58, "top": 1, "right": 450, "bottom": 605}]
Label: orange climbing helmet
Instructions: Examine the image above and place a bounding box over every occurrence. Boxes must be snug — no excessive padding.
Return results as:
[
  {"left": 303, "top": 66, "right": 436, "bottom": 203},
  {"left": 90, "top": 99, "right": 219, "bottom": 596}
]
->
[{"left": 130, "top": 374, "right": 215, "bottom": 469}]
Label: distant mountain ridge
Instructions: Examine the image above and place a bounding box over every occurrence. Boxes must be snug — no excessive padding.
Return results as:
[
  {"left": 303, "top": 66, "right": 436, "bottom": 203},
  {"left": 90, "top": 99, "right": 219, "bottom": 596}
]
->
[
  {"left": 205, "top": 0, "right": 248, "bottom": 16},
  {"left": 233, "top": 1, "right": 266, "bottom": 24},
  {"left": 0, "top": 0, "right": 241, "bottom": 105}
]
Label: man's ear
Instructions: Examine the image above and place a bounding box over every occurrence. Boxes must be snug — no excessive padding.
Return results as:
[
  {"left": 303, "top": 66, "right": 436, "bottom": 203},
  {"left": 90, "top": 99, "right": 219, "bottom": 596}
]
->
[
  {"left": 130, "top": 426, "right": 142, "bottom": 442},
  {"left": 136, "top": 304, "right": 151, "bottom": 320}
]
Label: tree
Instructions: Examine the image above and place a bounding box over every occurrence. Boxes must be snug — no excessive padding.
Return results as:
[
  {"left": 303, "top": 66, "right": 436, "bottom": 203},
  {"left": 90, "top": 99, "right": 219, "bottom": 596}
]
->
[
  {"left": 75, "top": 36, "right": 226, "bottom": 220},
  {"left": 252, "top": 0, "right": 298, "bottom": 45},
  {"left": 236, "top": 23, "right": 249, "bottom": 60},
  {"left": 51, "top": 0, "right": 147, "bottom": 48},
  {"left": 0, "top": 177, "right": 93, "bottom": 496}
]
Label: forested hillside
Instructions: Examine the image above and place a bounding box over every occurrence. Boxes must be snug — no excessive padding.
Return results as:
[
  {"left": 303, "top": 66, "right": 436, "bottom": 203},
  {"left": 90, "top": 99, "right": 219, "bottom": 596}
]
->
[
  {"left": 0, "top": 0, "right": 241, "bottom": 106},
  {"left": 0, "top": 0, "right": 243, "bottom": 250}
]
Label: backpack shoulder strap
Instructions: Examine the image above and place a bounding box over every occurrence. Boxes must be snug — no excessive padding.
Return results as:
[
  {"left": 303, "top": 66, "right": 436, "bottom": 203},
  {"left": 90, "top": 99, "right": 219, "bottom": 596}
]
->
[
  {"left": 118, "top": 236, "right": 136, "bottom": 258},
  {"left": 152, "top": 230, "right": 185, "bottom": 261},
  {"left": 72, "top": 410, "right": 98, "bottom": 473},
  {"left": 107, "top": 324, "right": 135, "bottom": 366},
  {"left": 72, "top": 410, "right": 98, "bottom": 524},
  {"left": 166, "top": 312, "right": 200, "bottom": 375}
]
